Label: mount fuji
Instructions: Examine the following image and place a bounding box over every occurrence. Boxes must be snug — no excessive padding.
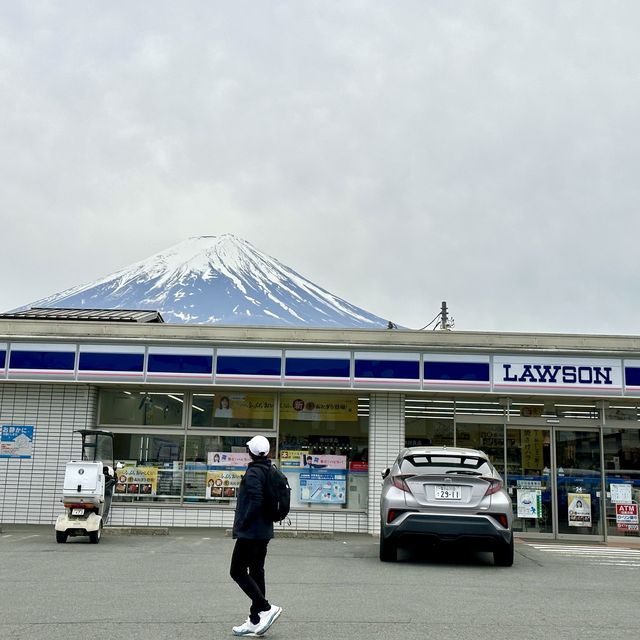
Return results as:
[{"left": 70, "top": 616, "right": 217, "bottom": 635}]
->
[{"left": 16, "top": 235, "right": 391, "bottom": 328}]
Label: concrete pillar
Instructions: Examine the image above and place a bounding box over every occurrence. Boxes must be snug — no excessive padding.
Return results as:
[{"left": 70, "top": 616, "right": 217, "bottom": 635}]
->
[{"left": 367, "top": 392, "right": 405, "bottom": 535}]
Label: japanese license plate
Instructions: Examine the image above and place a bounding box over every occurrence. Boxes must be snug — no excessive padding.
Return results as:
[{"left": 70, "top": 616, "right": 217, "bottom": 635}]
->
[
  {"left": 71, "top": 508, "right": 84, "bottom": 516},
  {"left": 435, "top": 486, "right": 462, "bottom": 500}
]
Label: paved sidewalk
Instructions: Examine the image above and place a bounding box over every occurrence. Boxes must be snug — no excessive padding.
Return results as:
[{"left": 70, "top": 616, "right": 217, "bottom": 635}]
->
[{"left": 2, "top": 525, "right": 639, "bottom": 640}]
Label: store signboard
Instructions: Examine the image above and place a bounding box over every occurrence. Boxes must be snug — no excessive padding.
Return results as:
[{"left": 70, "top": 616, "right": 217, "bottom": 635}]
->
[
  {"left": 493, "top": 356, "right": 622, "bottom": 394},
  {"left": 0, "top": 425, "right": 34, "bottom": 458}
]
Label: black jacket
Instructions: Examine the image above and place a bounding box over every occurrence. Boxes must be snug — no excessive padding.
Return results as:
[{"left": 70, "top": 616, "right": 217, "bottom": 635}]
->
[{"left": 232, "top": 457, "right": 274, "bottom": 540}]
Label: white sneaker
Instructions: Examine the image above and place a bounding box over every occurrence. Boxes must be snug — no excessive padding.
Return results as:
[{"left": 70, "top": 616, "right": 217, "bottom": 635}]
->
[
  {"left": 254, "top": 605, "right": 283, "bottom": 636},
  {"left": 232, "top": 617, "right": 260, "bottom": 636}
]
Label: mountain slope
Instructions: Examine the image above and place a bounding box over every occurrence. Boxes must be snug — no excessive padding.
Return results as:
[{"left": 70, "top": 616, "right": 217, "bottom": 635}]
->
[{"left": 16, "top": 235, "right": 390, "bottom": 328}]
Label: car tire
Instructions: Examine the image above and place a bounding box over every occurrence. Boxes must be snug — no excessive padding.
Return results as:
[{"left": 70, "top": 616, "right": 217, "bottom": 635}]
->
[
  {"left": 379, "top": 530, "right": 397, "bottom": 562},
  {"left": 493, "top": 537, "right": 514, "bottom": 567},
  {"left": 89, "top": 526, "right": 101, "bottom": 544},
  {"left": 55, "top": 531, "right": 68, "bottom": 544}
]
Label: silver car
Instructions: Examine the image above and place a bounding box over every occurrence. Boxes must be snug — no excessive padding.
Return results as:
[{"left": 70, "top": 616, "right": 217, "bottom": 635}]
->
[{"left": 379, "top": 446, "right": 514, "bottom": 565}]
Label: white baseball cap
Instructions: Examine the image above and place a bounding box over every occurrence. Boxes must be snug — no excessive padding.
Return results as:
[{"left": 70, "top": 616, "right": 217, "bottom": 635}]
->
[{"left": 246, "top": 435, "right": 270, "bottom": 456}]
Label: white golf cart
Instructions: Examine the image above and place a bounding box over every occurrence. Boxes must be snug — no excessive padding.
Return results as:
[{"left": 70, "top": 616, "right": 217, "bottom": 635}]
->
[{"left": 55, "top": 429, "right": 119, "bottom": 544}]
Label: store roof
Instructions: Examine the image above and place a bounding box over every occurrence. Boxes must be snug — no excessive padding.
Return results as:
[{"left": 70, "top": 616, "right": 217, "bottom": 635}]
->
[{"left": 0, "top": 308, "right": 164, "bottom": 323}]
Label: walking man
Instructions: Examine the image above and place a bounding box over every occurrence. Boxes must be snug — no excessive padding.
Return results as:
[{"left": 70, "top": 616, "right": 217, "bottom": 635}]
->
[{"left": 230, "top": 435, "right": 282, "bottom": 636}]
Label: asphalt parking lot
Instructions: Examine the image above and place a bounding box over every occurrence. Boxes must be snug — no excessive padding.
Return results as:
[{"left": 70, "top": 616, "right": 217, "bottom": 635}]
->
[{"left": 1, "top": 525, "right": 639, "bottom": 640}]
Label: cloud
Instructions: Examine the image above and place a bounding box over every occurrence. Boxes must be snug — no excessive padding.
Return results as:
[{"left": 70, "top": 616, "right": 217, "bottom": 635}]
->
[{"left": 1, "top": 1, "right": 640, "bottom": 334}]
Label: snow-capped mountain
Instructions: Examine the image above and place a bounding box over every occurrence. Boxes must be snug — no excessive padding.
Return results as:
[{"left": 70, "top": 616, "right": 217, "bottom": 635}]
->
[{"left": 16, "top": 235, "right": 391, "bottom": 328}]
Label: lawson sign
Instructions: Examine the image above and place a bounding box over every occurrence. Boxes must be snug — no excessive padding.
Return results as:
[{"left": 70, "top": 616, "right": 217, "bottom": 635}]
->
[{"left": 493, "top": 356, "right": 623, "bottom": 394}]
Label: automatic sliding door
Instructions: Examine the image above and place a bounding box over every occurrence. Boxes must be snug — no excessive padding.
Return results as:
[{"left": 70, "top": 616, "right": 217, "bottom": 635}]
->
[
  {"left": 555, "top": 429, "right": 603, "bottom": 537},
  {"left": 506, "top": 428, "right": 553, "bottom": 534}
]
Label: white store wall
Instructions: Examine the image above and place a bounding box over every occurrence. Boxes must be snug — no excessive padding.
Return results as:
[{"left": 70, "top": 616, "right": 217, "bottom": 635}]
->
[{"left": 0, "top": 383, "right": 97, "bottom": 524}]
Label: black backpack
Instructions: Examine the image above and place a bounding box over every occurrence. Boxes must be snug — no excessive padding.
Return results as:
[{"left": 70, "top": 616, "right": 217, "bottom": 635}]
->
[{"left": 261, "top": 463, "right": 291, "bottom": 522}]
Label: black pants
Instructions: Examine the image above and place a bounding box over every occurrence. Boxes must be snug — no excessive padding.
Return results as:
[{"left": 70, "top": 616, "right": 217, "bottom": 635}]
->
[{"left": 230, "top": 538, "right": 270, "bottom": 624}]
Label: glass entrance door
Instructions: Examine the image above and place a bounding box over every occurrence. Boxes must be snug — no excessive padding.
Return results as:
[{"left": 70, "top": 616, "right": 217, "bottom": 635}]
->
[
  {"left": 506, "top": 428, "right": 553, "bottom": 535},
  {"left": 555, "top": 429, "right": 603, "bottom": 537}
]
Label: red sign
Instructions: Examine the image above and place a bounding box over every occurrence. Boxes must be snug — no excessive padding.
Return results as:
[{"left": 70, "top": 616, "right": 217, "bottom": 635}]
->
[{"left": 615, "top": 503, "right": 639, "bottom": 532}]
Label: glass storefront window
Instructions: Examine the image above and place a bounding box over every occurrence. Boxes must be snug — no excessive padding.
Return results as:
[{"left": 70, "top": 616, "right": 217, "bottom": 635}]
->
[
  {"left": 184, "top": 434, "right": 277, "bottom": 503},
  {"left": 455, "top": 423, "right": 505, "bottom": 475},
  {"left": 279, "top": 394, "right": 368, "bottom": 511},
  {"left": 603, "top": 427, "right": 640, "bottom": 538},
  {"left": 606, "top": 404, "right": 640, "bottom": 423},
  {"left": 99, "top": 390, "right": 184, "bottom": 427},
  {"left": 405, "top": 398, "right": 454, "bottom": 447},
  {"left": 190, "top": 392, "right": 274, "bottom": 429},
  {"left": 113, "top": 433, "right": 184, "bottom": 502}
]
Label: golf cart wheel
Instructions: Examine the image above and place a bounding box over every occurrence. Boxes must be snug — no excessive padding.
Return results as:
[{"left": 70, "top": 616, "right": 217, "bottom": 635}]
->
[
  {"left": 493, "top": 537, "right": 514, "bottom": 567},
  {"left": 55, "top": 531, "right": 68, "bottom": 544},
  {"left": 379, "top": 528, "right": 397, "bottom": 562},
  {"left": 89, "top": 525, "right": 102, "bottom": 544}
]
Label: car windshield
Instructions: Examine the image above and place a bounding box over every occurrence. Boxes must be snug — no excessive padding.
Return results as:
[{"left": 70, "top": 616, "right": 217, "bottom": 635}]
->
[{"left": 400, "top": 454, "right": 494, "bottom": 476}]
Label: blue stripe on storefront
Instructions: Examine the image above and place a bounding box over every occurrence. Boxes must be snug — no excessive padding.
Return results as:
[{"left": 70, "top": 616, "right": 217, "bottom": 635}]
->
[
  {"left": 354, "top": 359, "right": 419, "bottom": 380},
  {"left": 9, "top": 350, "right": 75, "bottom": 371},
  {"left": 79, "top": 352, "right": 145, "bottom": 372},
  {"left": 148, "top": 353, "right": 213, "bottom": 375},
  {"left": 424, "top": 361, "right": 490, "bottom": 382},
  {"left": 285, "top": 358, "right": 350, "bottom": 378},
  {"left": 625, "top": 367, "right": 640, "bottom": 387},
  {"left": 0, "top": 350, "right": 5, "bottom": 369},
  {"left": 216, "top": 356, "right": 281, "bottom": 376}
]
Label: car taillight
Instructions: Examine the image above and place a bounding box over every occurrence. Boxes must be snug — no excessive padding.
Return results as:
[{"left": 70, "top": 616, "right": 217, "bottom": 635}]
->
[
  {"left": 489, "top": 513, "right": 509, "bottom": 528},
  {"left": 484, "top": 479, "right": 503, "bottom": 496},
  {"left": 388, "top": 510, "right": 399, "bottom": 523},
  {"left": 391, "top": 475, "right": 413, "bottom": 492}
]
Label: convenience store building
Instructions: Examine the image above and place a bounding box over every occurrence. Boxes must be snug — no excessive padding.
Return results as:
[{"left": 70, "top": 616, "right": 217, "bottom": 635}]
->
[{"left": 1, "top": 315, "right": 639, "bottom": 542}]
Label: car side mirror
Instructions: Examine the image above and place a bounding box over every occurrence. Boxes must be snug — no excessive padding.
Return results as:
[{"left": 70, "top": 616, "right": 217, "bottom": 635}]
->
[{"left": 381, "top": 468, "right": 390, "bottom": 480}]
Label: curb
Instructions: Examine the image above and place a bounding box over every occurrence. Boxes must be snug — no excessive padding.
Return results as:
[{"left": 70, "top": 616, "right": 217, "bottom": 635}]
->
[
  {"left": 104, "top": 527, "right": 169, "bottom": 536},
  {"left": 224, "top": 528, "right": 334, "bottom": 540}
]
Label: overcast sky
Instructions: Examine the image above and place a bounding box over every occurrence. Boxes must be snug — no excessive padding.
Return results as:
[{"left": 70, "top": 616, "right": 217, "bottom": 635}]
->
[{"left": 2, "top": 1, "right": 639, "bottom": 335}]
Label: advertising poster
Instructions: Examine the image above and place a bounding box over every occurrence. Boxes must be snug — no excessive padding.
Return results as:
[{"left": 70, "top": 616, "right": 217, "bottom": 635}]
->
[
  {"left": 520, "top": 430, "right": 544, "bottom": 471},
  {"left": 568, "top": 493, "right": 592, "bottom": 527},
  {"left": 280, "top": 450, "right": 306, "bottom": 468},
  {"left": 0, "top": 425, "right": 34, "bottom": 458},
  {"left": 615, "top": 503, "right": 639, "bottom": 532},
  {"left": 299, "top": 454, "right": 347, "bottom": 469},
  {"left": 206, "top": 470, "right": 244, "bottom": 499},
  {"left": 207, "top": 452, "right": 252, "bottom": 467},
  {"left": 280, "top": 396, "right": 357, "bottom": 422},
  {"left": 517, "top": 489, "right": 542, "bottom": 519},
  {"left": 299, "top": 470, "right": 347, "bottom": 504},
  {"left": 214, "top": 394, "right": 274, "bottom": 420},
  {"left": 610, "top": 483, "right": 632, "bottom": 504},
  {"left": 115, "top": 466, "right": 158, "bottom": 496}
]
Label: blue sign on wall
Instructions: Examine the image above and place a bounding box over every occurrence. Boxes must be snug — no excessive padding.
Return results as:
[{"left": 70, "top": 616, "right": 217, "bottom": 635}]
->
[{"left": 0, "top": 425, "right": 35, "bottom": 458}]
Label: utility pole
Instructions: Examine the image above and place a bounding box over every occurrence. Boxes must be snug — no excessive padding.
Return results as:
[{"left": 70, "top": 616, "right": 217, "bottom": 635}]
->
[{"left": 440, "top": 301, "right": 448, "bottom": 330}]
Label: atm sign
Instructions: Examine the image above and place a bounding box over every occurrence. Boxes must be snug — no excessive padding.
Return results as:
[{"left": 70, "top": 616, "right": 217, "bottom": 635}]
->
[{"left": 615, "top": 503, "right": 639, "bottom": 531}]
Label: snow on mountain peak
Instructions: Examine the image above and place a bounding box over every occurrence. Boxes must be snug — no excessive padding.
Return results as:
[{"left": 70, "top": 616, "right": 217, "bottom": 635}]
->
[{"left": 13, "top": 235, "right": 390, "bottom": 328}]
